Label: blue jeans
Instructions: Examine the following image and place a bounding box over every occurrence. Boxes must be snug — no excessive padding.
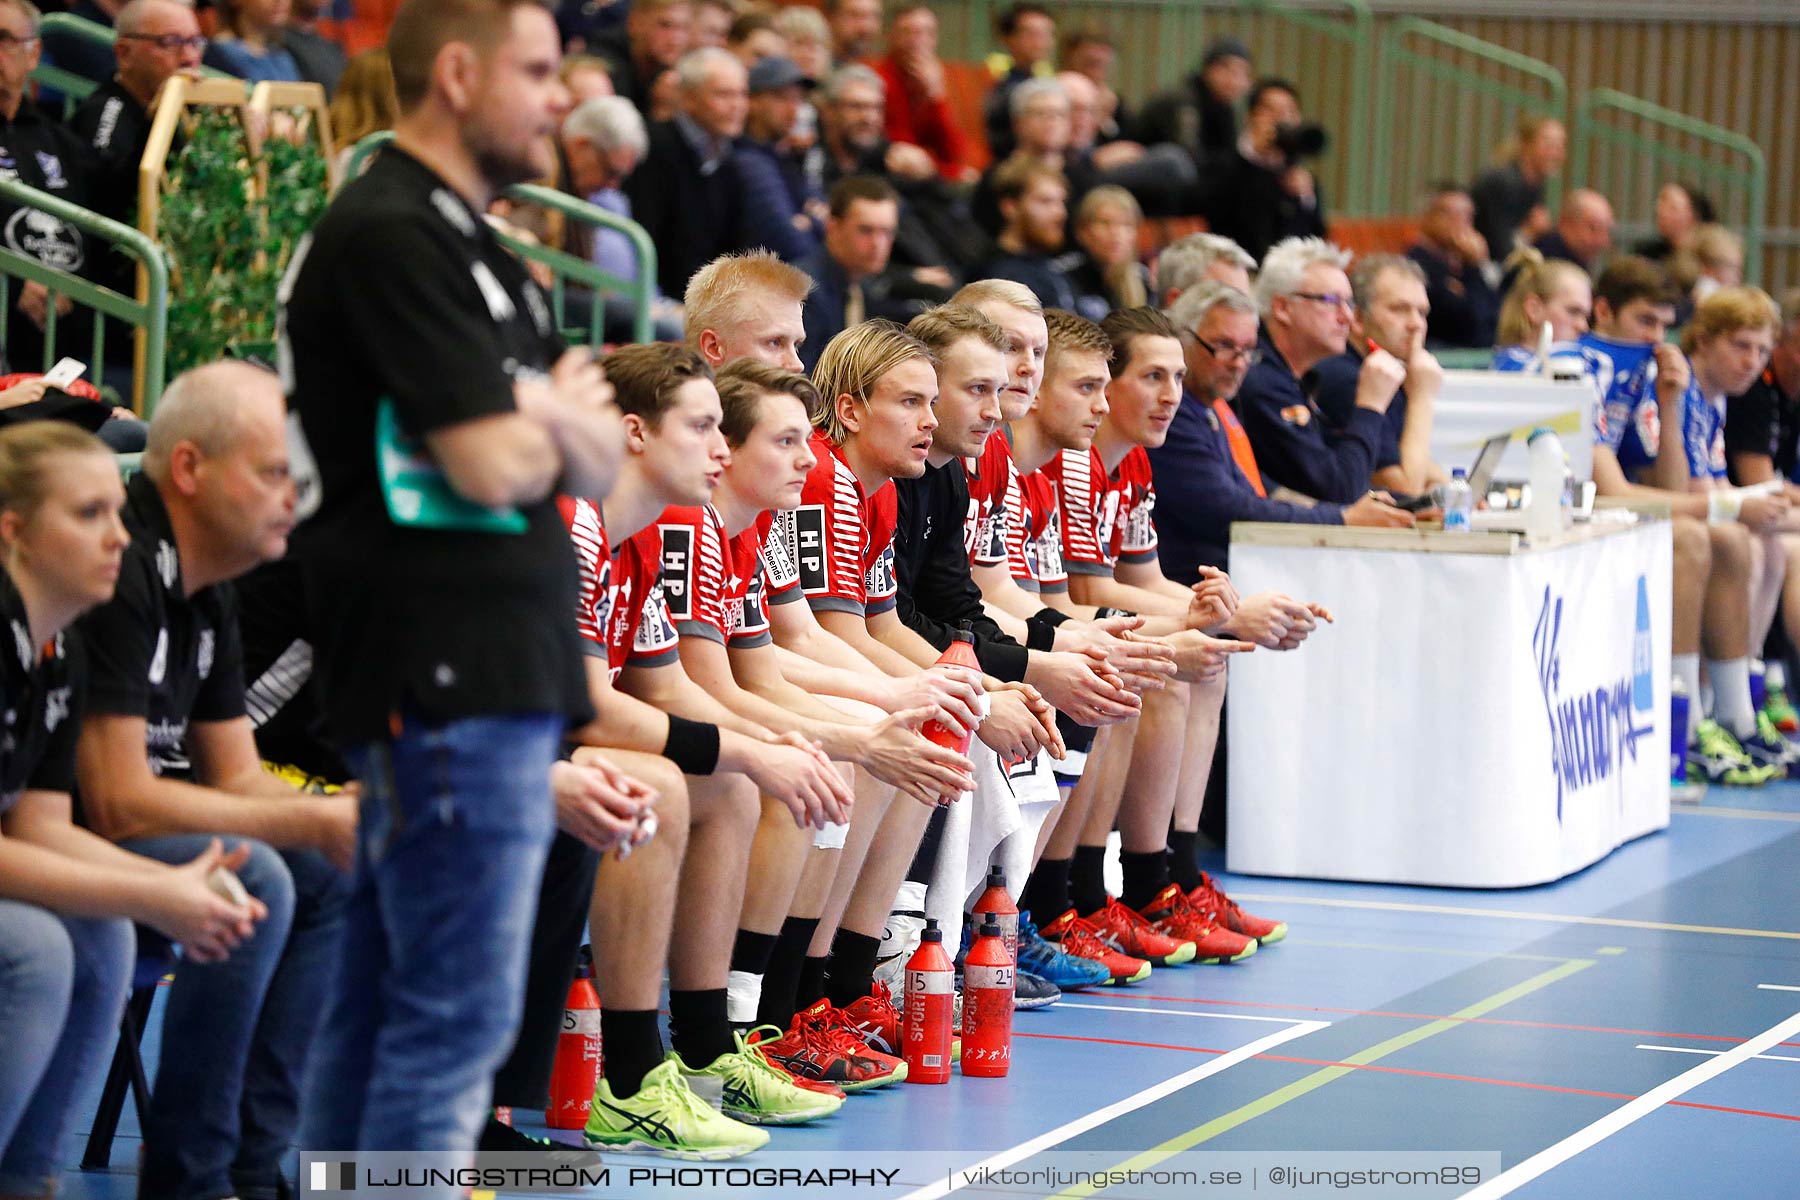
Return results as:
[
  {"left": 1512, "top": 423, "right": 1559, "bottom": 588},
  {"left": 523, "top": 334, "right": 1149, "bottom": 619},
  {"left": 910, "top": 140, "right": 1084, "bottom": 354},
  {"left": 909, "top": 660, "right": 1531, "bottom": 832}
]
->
[
  {"left": 123, "top": 837, "right": 350, "bottom": 1200},
  {"left": 0, "top": 901, "right": 133, "bottom": 1195},
  {"left": 301, "top": 713, "right": 559, "bottom": 1181}
]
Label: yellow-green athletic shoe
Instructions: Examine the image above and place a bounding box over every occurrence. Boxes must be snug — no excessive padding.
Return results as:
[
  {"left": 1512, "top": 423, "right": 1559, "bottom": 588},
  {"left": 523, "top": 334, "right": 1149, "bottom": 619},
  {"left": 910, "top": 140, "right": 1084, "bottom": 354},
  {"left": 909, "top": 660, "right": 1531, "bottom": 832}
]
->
[
  {"left": 582, "top": 1059, "right": 769, "bottom": 1160},
  {"left": 676, "top": 1031, "right": 844, "bottom": 1126}
]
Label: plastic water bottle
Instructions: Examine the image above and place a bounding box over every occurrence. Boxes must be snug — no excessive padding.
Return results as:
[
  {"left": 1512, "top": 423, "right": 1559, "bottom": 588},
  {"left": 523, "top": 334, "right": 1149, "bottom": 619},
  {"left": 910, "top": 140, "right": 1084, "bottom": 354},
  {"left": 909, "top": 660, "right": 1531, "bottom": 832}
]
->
[
  {"left": 902, "top": 918, "right": 955, "bottom": 1085},
  {"left": 970, "top": 864, "right": 1019, "bottom": 970},
  {"left": 1670, "top": 675, "right": 1690, "bottom": 784},
  {"left": 1526, "top": 427, "right": 1567, "bottom": 542},
  {"left": 1443, "top": 468, "right": 1473, "bottom": 532},
  {"left": 921, "top": 623, "right": 980, "bottom": 754},
  {"left": 961, "top": 914, "right": 1014, "bottom": 1077}
]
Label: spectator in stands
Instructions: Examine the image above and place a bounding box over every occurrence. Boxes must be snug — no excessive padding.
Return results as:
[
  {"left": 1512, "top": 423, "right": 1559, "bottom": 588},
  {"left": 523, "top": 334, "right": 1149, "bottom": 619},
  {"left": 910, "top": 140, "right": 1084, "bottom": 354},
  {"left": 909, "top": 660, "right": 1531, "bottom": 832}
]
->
[
  {"left": 1151, "top": 282, "right": 1412, "bottom": 575},
  {"left": 204, "top": 0, "right": 303, "bottom": 82},
  {"left": 1059, "top": 28, "right": 1130, "bottom": 145},
  {"left": 825, "top": 0, "right": 881, "bottom": 66},
  {"left": 602, "top": 0, "right": 691, "bottom": 111},
  {"left": 326, "top": 48, "right": 396, "bottom": 175},
  {"left": 984, "top": 2, "right": 1055, "bottom": 160},
  {"left": 1312, "top": 255, "right": 1448, "bottom": 497},
  {"left": 691, "top": 0, "right": 732, "bottom": 49},
  {"left": 1062, "top": 185, "right": 1149, "bottom": 321},
  {"left": 775, "top": 5, "right": 831, "bottom": 83},
  {"left": 972, "top": 76, "right": 1078, "bottom": 236},
  {"left": 75, "top": 363, "right": 354, "bottom": 1200},
  {"left": 1471, "top": 115, "right": 1566, "bottom": 261},
  {"left": 686, "top": 249, "right": 812, "bottom": 372},
  {"left": 726, "top": 13, "right": 785, "bottom": 67},
  {"left": 628, "top": 46, "right": 749, "bottom": 300},
  {"left": 1491, "top": 257, "right": 1593, "bottom": 371},
  {"left": 561, "top": 52, "right": 615, "bottom": 104},
  {"left": 798, "top": 176, "right": 900, "bottom": 370},
  {"left": 981, "top": 156, "right": 1077, "bottom": 312},
  {"left": 1676, "top": 223, "right": 1745, "bottom": 305},
  {"left": 1534, "top": 188, "right": 1614, "bottom": 273},
  {"left": 1236, "top": 237, "right": 1408, "bottom": 504},
  {"left": 1407, "top": 181, "right": 1502, "bottom": 349},
  {"left": 1204, "top": 78, "right": 1328, "bottom": 264},
  {"left": 1155, "top": 231, "right": 1255, "bottom": 306},
  {"left": 283, "top": 0, "right": 345, "bottom": 94},
  {"left": 1059, "top": 70, "right": 1196, "bottom": 221},
  {"left": 1136, "top": 35, "right": 1253, "bottom": 172},
  {"left": 41, "top": 0, "right": 120, "bottom": 86},
  {"left": 875, "top": 3, "right": 973, "bottom": 183},
  {"left": 735, "top": 56, "right": 824, "bottom": 263},
  {"left": 1636, "top": 180, "right": 1715, "bottom": 267},
  {"left": 1726, "top": 287, "right": 1800, "bottom": 487}
]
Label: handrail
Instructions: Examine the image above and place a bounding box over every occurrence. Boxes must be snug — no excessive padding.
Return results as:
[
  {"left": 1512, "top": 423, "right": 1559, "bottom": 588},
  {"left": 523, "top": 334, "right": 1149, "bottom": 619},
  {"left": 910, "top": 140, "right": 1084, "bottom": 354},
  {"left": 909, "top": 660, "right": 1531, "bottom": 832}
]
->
[
  {"left": 342, "top": 132, "right": 659, "bottom": 345},
  {"left": 1371, "top": 17, "right": 1566, "bottom": 218},
  {"left": 0, "top": 178, "right": 170, "bottom": 413}
]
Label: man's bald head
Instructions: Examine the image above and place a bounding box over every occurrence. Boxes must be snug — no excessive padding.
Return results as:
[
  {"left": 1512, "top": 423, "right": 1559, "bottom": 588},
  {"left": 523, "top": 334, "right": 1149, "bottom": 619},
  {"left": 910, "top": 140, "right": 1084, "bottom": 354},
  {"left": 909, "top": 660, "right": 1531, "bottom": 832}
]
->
[
  {"left": 1558, "top": 188, "right": 1615, "bottom": 266},
  {"left": 144, "top": 360, "right": 284, "bottom": 482},
  {"left": 113, "top": 0, "right": 203, "bottom": 103}
]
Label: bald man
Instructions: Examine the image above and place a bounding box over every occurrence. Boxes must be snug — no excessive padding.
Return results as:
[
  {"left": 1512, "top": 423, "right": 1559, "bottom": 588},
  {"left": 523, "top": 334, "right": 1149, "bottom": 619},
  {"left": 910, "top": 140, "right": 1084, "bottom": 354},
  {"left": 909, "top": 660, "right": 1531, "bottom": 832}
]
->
[
  {"left": 1536, "top": 188, "right": 1615, "bottom": 273},
  {"left": 74, "top": 361, "right": 354, "bottom": 1200}
]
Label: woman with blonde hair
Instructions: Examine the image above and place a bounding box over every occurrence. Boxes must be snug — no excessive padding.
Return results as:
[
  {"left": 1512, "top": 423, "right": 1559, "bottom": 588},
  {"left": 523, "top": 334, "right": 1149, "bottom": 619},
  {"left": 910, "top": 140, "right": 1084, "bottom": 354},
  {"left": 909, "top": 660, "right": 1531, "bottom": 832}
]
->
[
  {"left": 1492, "top": 255, "right": 1593, "bottom": 374},
  {"left": 1675, "top": 223, "right": 1746, "bottom": 304},
  {"left": 329, "top": 48, "right": 398, "bottom": 175}
]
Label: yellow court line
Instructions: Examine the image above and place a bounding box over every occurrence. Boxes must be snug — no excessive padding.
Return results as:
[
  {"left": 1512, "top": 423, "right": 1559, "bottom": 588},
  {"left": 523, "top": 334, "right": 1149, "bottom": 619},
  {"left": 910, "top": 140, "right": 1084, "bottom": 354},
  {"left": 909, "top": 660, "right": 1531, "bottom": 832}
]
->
[
  {"left": 1681, "top": 805, "right": 1800, "bottom": 823},
  {"left": 1049, "top": 960, "right": 1595, "bottom": 1200},
  {"left": 1227, "top": 894, "right": 1800, "bottom": 941}
]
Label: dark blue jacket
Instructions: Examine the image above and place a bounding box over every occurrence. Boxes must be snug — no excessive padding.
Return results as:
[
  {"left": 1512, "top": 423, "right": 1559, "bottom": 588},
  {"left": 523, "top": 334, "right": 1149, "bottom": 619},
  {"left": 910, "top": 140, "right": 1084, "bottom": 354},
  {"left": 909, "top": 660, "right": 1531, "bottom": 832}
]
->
[
  {"left": 1147, "top": 390, "right": 1344, "bottom": 578},
  {"left": 798, "top": 249, "right": 849, "bottom": 373},
  {"left": 732, "top": 136, "right": 820, "bottom": 263},
  {"left": 1310, "top": 349, "right": 1405, "bottom": 472},
  {"left": 1406, "top": 242, "right": 1500, "bottom": 349},
  {"left": 1234, "top": 332, "right": 1387, "bottom": 504}
]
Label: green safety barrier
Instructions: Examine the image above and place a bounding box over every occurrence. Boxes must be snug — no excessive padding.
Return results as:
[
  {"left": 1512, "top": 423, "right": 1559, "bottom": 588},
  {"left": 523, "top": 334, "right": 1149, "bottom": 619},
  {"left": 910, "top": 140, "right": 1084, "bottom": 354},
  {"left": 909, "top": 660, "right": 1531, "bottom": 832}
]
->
[
  {"left": 1572, "top": 88, "right": 1767, "bottom": 285},
  {"left": 1370, "top": 18, "right": 1566, "bottom": 221},
  {"left": 343, "top": 131, "right": 660, "bottom": 346},
  {"left": 0, "top": 177, "right": 170, "bottom": 414}
]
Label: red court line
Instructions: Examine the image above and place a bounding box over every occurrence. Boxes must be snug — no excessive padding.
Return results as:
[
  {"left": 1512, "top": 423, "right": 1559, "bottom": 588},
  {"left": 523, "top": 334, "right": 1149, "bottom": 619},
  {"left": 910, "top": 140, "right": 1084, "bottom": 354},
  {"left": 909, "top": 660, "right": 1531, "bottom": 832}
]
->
[
  {"left": 1119, "top": 992, "right": 1800, "bottom": 1048},
  {"left": 1014, "top": 1031, "right": 1800, "bottom": 1123}
]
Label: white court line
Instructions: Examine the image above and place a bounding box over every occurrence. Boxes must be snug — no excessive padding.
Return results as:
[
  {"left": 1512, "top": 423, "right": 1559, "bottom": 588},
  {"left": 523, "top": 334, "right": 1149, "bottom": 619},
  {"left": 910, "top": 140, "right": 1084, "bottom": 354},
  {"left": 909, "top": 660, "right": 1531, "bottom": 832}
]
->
[
  {"left": 1054, "top": 1001, "right": 1303, "bottom": 1025},
  {"left": 895, "top": 1019, "right": 1328, "bottom": 1200},
  {"left": 1757, "top": 983, "right": 1800, "bottom": 992},
  {"left": 1635, "top": 1043, "right": 1800, "bottom": 1064},
  {"left": 1461, "top": 1008, "right": 1800, "bottom": 1199}
]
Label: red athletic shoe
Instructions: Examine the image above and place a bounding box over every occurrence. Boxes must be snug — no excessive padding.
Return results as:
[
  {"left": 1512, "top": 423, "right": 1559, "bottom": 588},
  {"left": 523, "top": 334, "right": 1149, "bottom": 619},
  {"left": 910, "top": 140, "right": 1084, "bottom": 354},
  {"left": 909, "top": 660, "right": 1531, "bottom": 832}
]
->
[
  {"left": 1192, "top": 871, "right": 1287, "bottom": 944},
  {"left": 1082, "top": 897, "right": 1198, "bottom": 966},
  {"left": 749, "top": 1001, "right": 907, "bottom": 1092},
  {"left": 835, "top": 981, "right": 901, "bottom": 1057},
  {"left": 1140, "top": 884, "right": 1257, "bottom": 963},
  {"left": 749, "top": 1038, "right": 848, "bottom": 1100},
  {"left": 1038, "top": 909, "right": 1151, "bottom": 985}
]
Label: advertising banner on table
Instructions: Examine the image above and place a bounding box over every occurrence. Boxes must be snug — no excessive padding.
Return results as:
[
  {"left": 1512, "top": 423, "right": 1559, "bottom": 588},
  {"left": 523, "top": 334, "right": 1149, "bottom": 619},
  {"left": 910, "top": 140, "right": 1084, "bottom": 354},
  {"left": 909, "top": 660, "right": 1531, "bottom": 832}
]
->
[{"left": 1226, "top": 521, "right": 1671, "bottom": 888}]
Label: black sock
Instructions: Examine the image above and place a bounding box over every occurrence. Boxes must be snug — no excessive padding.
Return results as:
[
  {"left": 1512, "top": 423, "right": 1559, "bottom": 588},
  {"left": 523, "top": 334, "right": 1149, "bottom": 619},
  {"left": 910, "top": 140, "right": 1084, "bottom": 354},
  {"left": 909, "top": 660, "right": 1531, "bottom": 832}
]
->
[
  {"left": 730, "top": 929, "right": 778, "bottom": 976},
  {"left": 667, "top": 988, "right": 733, "bottom": 1069},
  {"left": 823, "top": 929, "right": 882, "bottom": 1007},
  {"left": 1121, "top": 849, "right": 1170, "bottom": 911},
  {"left": 598, "top": 1008, "right": 662, "bottom": 1099},
  {"left": 796, "top": 954, "right": 830, "bottom": 1011},
  {"left": 757, "top": 916, "right": 819, "bottom": 1029},
  {"left": 1019, "top": 857, "right": 1072, "bottom": 924},
  {"left": 1071, "top": 844, "right": 1109, "bottom": 916},
  {"left": 1167, "top": 830, "right": 1201, "bottom": 893},
  {"left": 905, "top": 805, "right": 949, "bottom": 883}
]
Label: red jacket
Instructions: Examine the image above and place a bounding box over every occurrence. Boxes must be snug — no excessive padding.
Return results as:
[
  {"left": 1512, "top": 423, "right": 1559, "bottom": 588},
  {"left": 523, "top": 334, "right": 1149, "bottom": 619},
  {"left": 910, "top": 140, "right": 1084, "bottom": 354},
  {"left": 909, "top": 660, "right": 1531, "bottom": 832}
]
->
[{"left": 874, "top": 55, "right": 971, "bottom": 179}]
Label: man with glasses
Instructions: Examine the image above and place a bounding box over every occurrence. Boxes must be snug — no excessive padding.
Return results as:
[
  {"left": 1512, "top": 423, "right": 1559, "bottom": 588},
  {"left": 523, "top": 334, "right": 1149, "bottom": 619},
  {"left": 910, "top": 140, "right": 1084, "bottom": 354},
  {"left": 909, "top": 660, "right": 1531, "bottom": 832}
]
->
[{"left": 1234, "top": 236, "right": 1409, "bottom": 505}]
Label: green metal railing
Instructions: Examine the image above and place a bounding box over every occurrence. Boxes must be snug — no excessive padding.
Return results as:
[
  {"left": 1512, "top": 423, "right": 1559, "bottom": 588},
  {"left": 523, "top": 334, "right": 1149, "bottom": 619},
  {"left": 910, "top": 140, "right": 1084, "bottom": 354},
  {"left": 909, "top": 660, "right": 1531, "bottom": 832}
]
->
[
  {"left": 1572, "top": 88, "right": 1768, "bottom": 284},
  {"left": 344, "top": 132, "right": 659, "bottom": 345},
  {"left": 0, "top": 178, "right": 170, "bottom": 413},
  {"left": 1370, "top": 18, "right": 1566, "bottom": 219}
]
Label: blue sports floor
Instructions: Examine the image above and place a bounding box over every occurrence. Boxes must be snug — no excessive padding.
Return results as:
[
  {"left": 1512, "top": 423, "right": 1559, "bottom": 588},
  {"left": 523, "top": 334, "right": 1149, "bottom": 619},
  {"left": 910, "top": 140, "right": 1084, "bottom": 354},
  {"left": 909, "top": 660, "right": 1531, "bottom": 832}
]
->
[{"left": 61, "top": 784, "right": 1800, "bottom": 1199}]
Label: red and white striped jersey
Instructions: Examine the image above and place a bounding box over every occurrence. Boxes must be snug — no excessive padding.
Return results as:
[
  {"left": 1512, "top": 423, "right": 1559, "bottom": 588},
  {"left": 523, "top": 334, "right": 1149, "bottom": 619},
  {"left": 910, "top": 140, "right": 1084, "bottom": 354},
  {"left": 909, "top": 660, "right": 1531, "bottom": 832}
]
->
[
  {"left": 559, "top": 495, "right": 680, "bottom": 680},
  {"left": 1004, "top": 466, "right": 1069, "bottom": 593},
  {"left": 655, "top": 505, "right": 797, "bottom": 648},
  {"left": 1046, "top": 445, "right": 1159, "bottom": 575},
  {"left": 787, "top": 432, "right": 899, "bottom": 616},
  {"left": 962, "top": 435, "right": 1014, "bottom": 567}
]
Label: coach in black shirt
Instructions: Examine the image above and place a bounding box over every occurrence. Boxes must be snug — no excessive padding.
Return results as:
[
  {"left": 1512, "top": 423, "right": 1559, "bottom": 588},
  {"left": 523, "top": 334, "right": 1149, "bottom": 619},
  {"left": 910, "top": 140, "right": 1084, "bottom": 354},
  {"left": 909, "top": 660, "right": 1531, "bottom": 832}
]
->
[
  {"left": 1726, "top": 295, "right": 1800, "bottom": 486},
  {"left": 282, "top": 0, "right": 622, "bottom": 1175}
]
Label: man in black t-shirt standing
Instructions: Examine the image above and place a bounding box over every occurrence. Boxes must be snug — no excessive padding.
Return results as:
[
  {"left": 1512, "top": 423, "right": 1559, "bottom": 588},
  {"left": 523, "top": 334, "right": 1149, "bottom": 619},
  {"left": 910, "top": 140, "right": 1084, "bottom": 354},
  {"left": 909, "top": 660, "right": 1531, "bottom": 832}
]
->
[{"left": 282, "top": 0, "right": 621, "bottom": 1177}]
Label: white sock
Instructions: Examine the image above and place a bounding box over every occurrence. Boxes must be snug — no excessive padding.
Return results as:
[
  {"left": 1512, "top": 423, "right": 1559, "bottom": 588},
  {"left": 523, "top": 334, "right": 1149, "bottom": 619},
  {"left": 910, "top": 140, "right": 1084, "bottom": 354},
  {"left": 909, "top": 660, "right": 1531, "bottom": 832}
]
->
[
  {"left": 1674, "top": 653, "right": 1703, "bottom": 745},
  {"left": 1707, "top": 657, "right": 1757, "bottom": 738},
  {"left": 726, "top": 969, "right": 763, "bottom": 1025},
  {"left": 1769, "top": 659, "right": 1788, "bottom": 691}
]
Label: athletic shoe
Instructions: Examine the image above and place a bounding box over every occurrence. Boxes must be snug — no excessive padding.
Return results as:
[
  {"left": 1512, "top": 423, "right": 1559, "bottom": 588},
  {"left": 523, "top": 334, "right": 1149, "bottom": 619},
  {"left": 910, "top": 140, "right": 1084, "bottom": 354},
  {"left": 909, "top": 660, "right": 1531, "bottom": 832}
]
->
[
  {"left": 1017, "top": 912, "right": 1111, "bottom": 991},
  {"left": 673, "top": 1032, "right": 843, "bottom": 1126},
  {"left": 1748, "top": 712, "right": 1800, "bottom": 768},
  {"left": 582, "top": 1059, "right": 769, "bottom": 1160},
  {"left": 1191, "top": 872, "right": 1288, "bottom": 945},
  {"left": 1037, "top": 909, "right": 1151, "bottom": 985},
  {"left": 871, "top": 882, "right": 927, "bottom": 992},
  {"left": 1139, "top": 884, "right": 1257, "bottom": 963},
  {"left": 1765, "top": 684, "right": 1799, "bottom": 734},
  {"left": 477, "top": 1115, "right": 605, "bottom": 1167},
  {"left": 836, "top": 981, "right": 901, "bottom": 1056},
  {"left": 750, "top": 1001, "right": 907, "bottom": 1092},
  {"left": 1013, "top": 969, "right": 1060, "bottom": 1010},
  {"left": 1688, "top": 719, "right": 1783, "bottom": 787},
  {"left": 1083, "top": 897, "right": 1197, "bottom": 966},
  {"left": 755, "top": 1047, "right": 847, "bottom": 1101}
]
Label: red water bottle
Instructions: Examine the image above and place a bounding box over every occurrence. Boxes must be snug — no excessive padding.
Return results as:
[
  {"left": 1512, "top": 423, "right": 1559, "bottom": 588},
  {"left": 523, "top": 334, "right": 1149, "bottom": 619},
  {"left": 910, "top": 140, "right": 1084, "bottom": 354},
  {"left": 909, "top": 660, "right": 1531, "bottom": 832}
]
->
[
  {"left": 961, "top": 914, "right": 1014, "bottom": 1078},
  {"left": 971, "top": 864, "right": 1019, "bottom": 972},
  {"left": 545, "top": 969, "right": 603, "bottom": 1128},
  {"left": 921, "top": 624, "right": 980, "bottom": 754},
  {"left": 902, "top": 917, "right": 955, "bottom": 1084}
]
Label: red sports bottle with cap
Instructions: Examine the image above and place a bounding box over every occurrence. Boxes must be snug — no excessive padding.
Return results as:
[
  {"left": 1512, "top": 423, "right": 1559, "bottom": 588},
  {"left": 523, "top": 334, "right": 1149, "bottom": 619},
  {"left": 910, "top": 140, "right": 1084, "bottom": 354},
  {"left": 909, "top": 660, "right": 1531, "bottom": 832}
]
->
[
  {"left": 971, "top": 864, "right": 1019, "bottom": 974},
  {"left": 961, "top": 914, "right": 1014, "bottom": 1077},
  {"left": 545, "top": 967, "right": 603, "bottom": 1127},
  {"left": 921, "top": 624, "right": 979, "bottom": 754},
  {"left": 903, "top": 917, "right": 955, "bottom": 1084}
]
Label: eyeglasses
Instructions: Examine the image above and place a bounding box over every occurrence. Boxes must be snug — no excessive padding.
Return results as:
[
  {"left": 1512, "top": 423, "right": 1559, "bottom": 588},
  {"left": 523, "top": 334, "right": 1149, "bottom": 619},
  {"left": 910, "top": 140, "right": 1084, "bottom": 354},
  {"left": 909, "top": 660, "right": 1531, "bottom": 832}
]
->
[
  {"left": 1191, "top": 334, "right": 1263, "bottom": 366},
  {"left": 1290, "top": 291, "right": 1353, "bottom": 312},
  {"left": 118, "top": 33, "right": 207, "bottom": 51},
  {"left": 0, "top": 32, "right": 40, "bottom": 51}
]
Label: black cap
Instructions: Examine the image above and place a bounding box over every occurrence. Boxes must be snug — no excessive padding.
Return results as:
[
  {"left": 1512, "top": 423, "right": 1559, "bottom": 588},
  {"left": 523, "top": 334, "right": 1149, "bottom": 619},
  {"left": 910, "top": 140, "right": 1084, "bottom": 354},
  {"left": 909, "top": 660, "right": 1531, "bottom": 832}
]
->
[
  {"left": 748, "top": 56, "right": 813, "bottom": 95},
  {"left": 979, "top": 914, "right": 1002, "bottom": 938},
  {"left": 953, "top": 619, "right": 974, "bottom": 645},
  {"left": 986, "top": 864, "right": 1006, "bottom": 888},
  {"left": 1202, "top": 36, "right": 1251, "bottom": 69},
  {"left": 921, "top": 917, "right": 943, "bottom": 943}
]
